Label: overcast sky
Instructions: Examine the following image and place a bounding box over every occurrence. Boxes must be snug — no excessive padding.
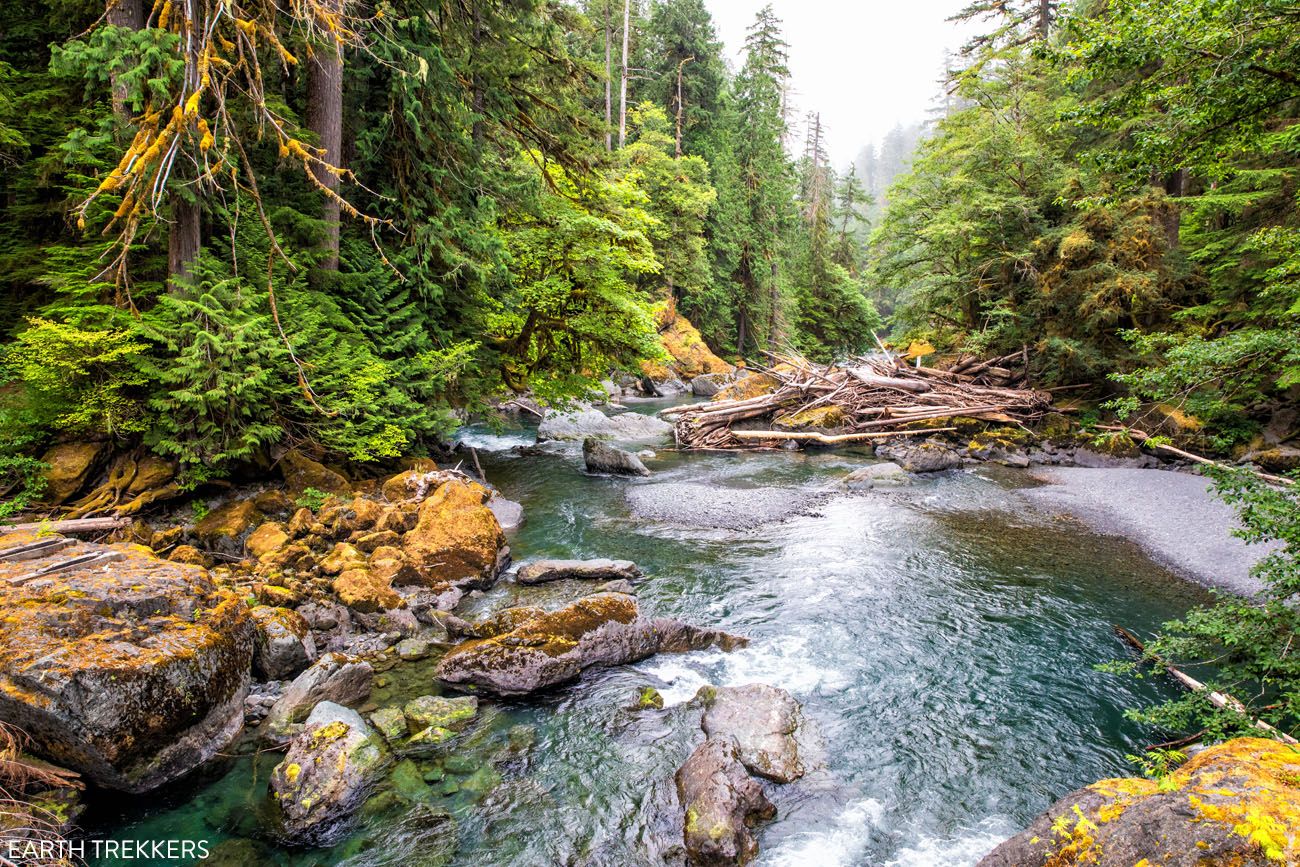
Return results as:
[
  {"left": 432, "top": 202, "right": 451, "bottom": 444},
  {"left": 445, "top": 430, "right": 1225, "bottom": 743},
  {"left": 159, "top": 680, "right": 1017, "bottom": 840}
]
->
[{"left": 702, "top": 0, "right": 977, "bottom": 167}]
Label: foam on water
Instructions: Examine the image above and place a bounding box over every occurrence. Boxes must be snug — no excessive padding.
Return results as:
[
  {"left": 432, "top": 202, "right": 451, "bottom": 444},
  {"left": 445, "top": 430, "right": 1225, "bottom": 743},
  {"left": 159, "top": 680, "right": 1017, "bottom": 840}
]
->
[
  {"left": 883, "top": 816, "right": 1017, "bottom": 867},
  {"left": 763, "top": 798, "right": 886, "bottom": 866}
]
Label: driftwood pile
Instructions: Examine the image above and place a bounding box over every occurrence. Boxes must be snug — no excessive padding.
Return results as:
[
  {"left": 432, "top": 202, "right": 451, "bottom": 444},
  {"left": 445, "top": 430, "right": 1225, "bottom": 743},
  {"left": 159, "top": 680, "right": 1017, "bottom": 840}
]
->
[{"left": 665, "top": 353, "right": 1053, "bottom": 450}]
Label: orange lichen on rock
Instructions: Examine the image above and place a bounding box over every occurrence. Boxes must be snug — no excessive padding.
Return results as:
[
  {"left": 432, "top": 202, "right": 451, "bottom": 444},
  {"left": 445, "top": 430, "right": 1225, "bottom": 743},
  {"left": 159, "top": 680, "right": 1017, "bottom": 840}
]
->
[{"left": 402, "top": 480, "right": 504, "bottom": 586}]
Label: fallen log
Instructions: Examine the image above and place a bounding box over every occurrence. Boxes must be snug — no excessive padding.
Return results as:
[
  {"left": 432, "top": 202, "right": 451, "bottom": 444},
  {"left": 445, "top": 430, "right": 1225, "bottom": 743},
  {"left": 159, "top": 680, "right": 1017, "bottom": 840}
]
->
[
  {"left": 1101, "top": 426, "right": 1294, "bottom": 487},
  {"left": 730, "top": 427, "right": 957, "bottom": 445},
  {"left": 0, "top": 517, "right": 130, "bottom": 535},
  {"left": 1114, "top": 626, "right": 1298, "bottom": 745},
  {"left": 846, "top": 368, "right": 933, "bottom": 393}
]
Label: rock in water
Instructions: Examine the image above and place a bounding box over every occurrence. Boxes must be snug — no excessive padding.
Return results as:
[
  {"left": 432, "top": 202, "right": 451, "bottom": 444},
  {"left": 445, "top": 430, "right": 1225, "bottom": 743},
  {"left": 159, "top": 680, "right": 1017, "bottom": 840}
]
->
[
  {"left": 516, "top": 558, "right": 643, "bottom": 585},
  {"left": 583, "top": 438, "right": 651, "bottom": 476},
  {"left": 978, "top": 737, "right": 1300, "bottom": 866},
  {"left": 676, "top": 736, "right": 775, "bottom": 866},
  {"left": 699, "top": 684, "right": 804, "bottom": 783},
  {"left": 435, "top": 593, "right": 746, "bottom": 696},
  {"left": 0, "top": 535, "right": 254, "bottom": 793},
  {"left": 894, "top": 440, "right": 962, "bottom": 473},
  {"left": 537, "top": 404, "right": 673, "bottom": 442},
  {"left": 262, "top": 652, "right": 373, "bottom": 743},
  {"left": 270, "top": 702, "right": 391, "bottom": 846},
  {"left": 843, "top": 463, "right": 911, "bottom": 490}
]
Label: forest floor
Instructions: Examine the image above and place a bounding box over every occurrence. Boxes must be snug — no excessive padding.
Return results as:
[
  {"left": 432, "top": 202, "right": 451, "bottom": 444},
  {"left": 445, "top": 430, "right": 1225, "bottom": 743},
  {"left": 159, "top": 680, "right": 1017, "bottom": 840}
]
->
[{"left": 1022, "top": 466, "right": 1272, "bottom": 595}]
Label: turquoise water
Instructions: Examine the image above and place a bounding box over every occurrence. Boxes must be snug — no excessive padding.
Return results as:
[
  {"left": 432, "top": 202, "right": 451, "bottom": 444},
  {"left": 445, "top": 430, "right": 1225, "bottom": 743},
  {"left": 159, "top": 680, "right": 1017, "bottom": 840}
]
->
[{"left": 82, "top": 405, "right": 1208, "bottom": 866}]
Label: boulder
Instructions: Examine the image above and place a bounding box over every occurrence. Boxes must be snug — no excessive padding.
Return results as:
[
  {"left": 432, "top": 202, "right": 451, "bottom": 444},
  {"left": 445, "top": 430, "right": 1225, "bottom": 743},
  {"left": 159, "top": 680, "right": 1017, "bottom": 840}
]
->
[
  {"left": 690, "top": 373, "right": 728, "bottom": 397},
  {"left": 676, "top": 736, "right": 775, "bottom": 866},
  {"left": 38, "top": 442, "right": 109, "bottom": 505},
  {"left": 435, "top": 593, "right": 746, "bottom": 696},
  {"left": 537, "top": 404, "right": 673, "bottom": 442},
  {"left": 403, "top": 480, "right": 505, "bottom": 587},
  {"left": 280, "top": 449, "right": 351, "bottom": 497},
  {"left": 381, "top": 469, "right": 443, "bottom": 504},
  {"left": 246, "top": 521, "right": 290, "bottom": 560},
  {"left": 262, "top": 652, "right": 373, "bottom": 743},
  {"left": 250, "top": 606, "right": 317, "bottom": 681},
  {"left": 0, "top": 536, "right": 254, "bottom": 792},
  {"left": 698, "top": 685, "right": 804, "bottom": 783},
  {"left": 844, "top": 463, "right": 911, "bottom": 490},
  {"left": 655, "top": 307, "right": 734, "bottom": 380},
  {"left": 333, "top": 568, "right": 403, "bottom": 614},
  {"left": 194, "top": 499, "right": 263, "bottom": 555},
  {"left": 487, "top": 494, "right": 525, "bottom": 532},
  {"left": 516, "top": 558, "right": 643, "bottom": 585},
  {"left": 713, "top": 371, "right": 780, "bottom": 403},
  {"left": 403, "top": 695, "right": 478, "bottom": 735},
  {"left": 773, "top": 405, "right": 844, "bottom": 431},
  {"left": 979, "top": 737, "right": 1300, "bottom": 867},
  {"left": 583, "top": 438, "right": 651, "bottom": 476},
  {"left": 270, "top": 702, "right": 391, "bottom": 846},
  {"left": 894, "top": 441, "right": 962, "bottom": 473}
]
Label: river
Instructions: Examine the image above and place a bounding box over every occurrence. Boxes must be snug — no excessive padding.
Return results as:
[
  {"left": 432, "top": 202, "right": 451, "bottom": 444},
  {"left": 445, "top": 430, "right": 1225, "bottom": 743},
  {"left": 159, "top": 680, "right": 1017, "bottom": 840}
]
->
[{"left": 84, "top": 401, "right": 1208, "bottom": 866}]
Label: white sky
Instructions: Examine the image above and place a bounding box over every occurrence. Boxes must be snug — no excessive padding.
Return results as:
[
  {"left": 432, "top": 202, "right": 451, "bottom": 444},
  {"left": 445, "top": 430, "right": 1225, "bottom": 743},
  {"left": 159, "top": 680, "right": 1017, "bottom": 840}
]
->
[{"left": 703, "top": 0, "right": 977, "bottom": 166}]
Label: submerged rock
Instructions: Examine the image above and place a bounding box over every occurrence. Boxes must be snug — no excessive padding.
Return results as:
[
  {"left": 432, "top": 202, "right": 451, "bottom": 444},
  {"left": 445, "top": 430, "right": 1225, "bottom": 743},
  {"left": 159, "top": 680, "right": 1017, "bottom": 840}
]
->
[
  {"left": 515, "top": 558, "right": 643, "bottom": 585},
  {"left": 843, "top": 462, "right": 911, "bottom": 490},
  {"left": 676, "top": 736, "right": 775, "bottom": 866},
  {"left": 0, "top": 535, "right": 253, "bottom": 792},
  {"left": 698, "top": 684, "right": 804, "bottom": 784},
  {"left": 435, "top": 593, "right": 746, "bottom": 696},
  {"left": 270, "top": 702, "right": 391, "bottom": 846},
  {"left": 537, "top": 404, "right": 673, "bottom": 442},
  {"left": 978, "top": 737, "right": 1300, "bottom": 867},
  {"left": 262, "top": 652, "right": 373, "bottom": 743},
  {"left": 583, "top": 438, "right": 651, "bottom": 476}
]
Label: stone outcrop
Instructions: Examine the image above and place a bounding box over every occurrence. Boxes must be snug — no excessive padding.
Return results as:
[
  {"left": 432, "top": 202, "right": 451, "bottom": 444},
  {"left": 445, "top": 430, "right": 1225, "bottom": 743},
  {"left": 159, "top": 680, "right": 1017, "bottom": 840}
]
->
[
  {"left": 0, "top": 534, "right": 254, "bottom": 792},
  {"left": 515, "top": 558, "right": 643, "bottom": 585},
  {"left": 435, "top": 593, "right": 746, "bottom": 696},
  {"left": 653, "top": 306, "right": 733, "bottom": 381},
  {"left": 979, "top": 737, "right": 1300, "bottom": 867},
  {"left": 261, "top": 652, "right": 373, "bottom": 743},
  {"left": 583, "top": 438, "right": 651, "bottom": 476},
  {"left": 537, "top": 405, "right": 673, "bottom": 442},
  {"left": 698, "top": 684, "right": 804, "bottom": 784},
  {"left": 270, "top": 702, "right": 391, "bottom": 846},
  {"left": 38, "top": 442, "right": 109, "bottom": 505},
  {"left": 676, "top": 736, "right": 775, "bottom": 866}
]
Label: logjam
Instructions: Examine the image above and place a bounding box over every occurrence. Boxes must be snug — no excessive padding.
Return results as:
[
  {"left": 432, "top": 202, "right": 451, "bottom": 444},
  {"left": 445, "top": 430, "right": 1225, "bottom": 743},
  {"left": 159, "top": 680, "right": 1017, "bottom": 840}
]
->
[{"left": 667, "top": 352, "right": 1052, "bottom": 450}]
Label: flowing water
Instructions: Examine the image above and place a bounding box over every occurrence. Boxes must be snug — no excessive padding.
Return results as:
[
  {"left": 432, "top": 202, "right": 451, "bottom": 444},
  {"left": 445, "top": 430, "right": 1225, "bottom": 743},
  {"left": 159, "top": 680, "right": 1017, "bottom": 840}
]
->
[{"left": 83, "top": 401, "right": 1210, "bottom": 866}]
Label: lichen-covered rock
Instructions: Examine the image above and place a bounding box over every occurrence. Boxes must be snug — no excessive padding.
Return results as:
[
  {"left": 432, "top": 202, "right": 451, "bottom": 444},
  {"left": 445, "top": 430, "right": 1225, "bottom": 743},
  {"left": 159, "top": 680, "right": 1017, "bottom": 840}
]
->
[
  {"left": 262, "top": 652, "right": 373, "bottom": 743},
  {"left": 654, "top": 306, "right": 733, "bottom": 380},
  {"left": 435, "top": 593, "right": 746, "bottom": 696},
  {"left": 246, "top": 521, "right": 290, "bottom": 560},
  {"left": 774, "top": 405, "right": 844, "bottom": 431},
  {"left": 0, "top": 536, "right": 254, "bottom": 792},
  {"left": 699, "top": 684, "right": 804, "bottom": 783},
  {"left": 250, "top": 606, "right": 317, "bottom": 681},
  {"left": 676, "top": 736, "right": 775, "bottom": 866},
  {"left": 320, "top": 542, "right": 366, "bottom": 576},
  {"left": 713, "top": 371, "right": 780, "bottom": 403},
  {"left": 194, "top": 499, "right": 262, "bottom": 554},
  {"left": 403, "top": 695, "right": 478, "bottom": 734},
  {"left": 895, "top": 441, "right": 962, "bottom": 473},
  {"left": 381, "top": 469, "right": 443, "bottom": 503},
  {"left": 332, "top": 568, "right": 403, "bottom": 614},
  {"left": 978, "top": 737, "right": 1300, "bottom": 867},
  {"left": 270, "top": 702, "right": 391, "bottom": 846},
  {"left": 280, "top": 450, "right": 351, "bottom": 497},
  {"left": 537, "top": 404, "right": 674, "bottom": 442},
  {"left": 38, "top": 442, "right": 109, "bottom": 505},
  {"left": 516, "top": 558, "right": 643, "bottom": 585},
  {"left": 403, "top": 480, "right": 505, "bottom": 587},
  {"left": 583, "top": 438, "right": 651, "bottom": 476},
  {"left": 168, "top": 544, "right": 212, "bottom": 567}
]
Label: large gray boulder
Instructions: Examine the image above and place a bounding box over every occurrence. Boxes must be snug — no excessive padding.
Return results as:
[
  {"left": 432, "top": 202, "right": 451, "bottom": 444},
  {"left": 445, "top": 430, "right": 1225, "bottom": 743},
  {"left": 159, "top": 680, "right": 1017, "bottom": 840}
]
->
[
  {"left": 270, "top": 702, "right": 391, "bottom": 846},
  {"left": 676, "top": 736, "right": 775, "bottom": 866},
  {"left": 0, "top": 537, "right": 254, "bottom": 793},
  {"left": 435, "top": 593, "right": 746, "bottom": 696},
  {"left": 250, "top": 606, "right": 317, "bottom": 681},
  {"left": 894, "top": 440, "right": 963, "bottom": 473},
  {"left": 584, "top": 438, "right": 651, "bottom": 476},
  {"left": 690, "top": 373, "right": 728, "bottom": 397},
  {"left": 537, "top": 404, "right": 673, "bottom": 442},
  {"left": 699, "top": 684, "right": 804, "bottom": 783},
  {"left": 261, "top": 652, "right": 373, "bottom": 743},
  {"left": 516, "top": 558, "right": 643, "bottom": 585}
]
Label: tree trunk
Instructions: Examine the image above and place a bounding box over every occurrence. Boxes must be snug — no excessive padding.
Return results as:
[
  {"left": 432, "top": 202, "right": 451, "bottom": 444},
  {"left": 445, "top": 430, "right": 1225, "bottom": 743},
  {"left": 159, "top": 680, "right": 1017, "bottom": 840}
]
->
[
  {"left": 1160, "top": 168, "right": 1187, "bottom": 248},
  {"left": 168, "top": 193, "right": 202, "bottom": 288},
  {"left": 106, "top": 0, "right": 142, "bottom": 123},
  {"left": 618, "top": 0, "right": 630, "bottom": 148},
  {"left": 604, "top": 0, "right": 613, "bottom": 152},
  {"left": 674, "top": 55, "right": 693, "bottom": 157},
  {"left": 307, "top": 0, "right": 345, "bottom": 272}
]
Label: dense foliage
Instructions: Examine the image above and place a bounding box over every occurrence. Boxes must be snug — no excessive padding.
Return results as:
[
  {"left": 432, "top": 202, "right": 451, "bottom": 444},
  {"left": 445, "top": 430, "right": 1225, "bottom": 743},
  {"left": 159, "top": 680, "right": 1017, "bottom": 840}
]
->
[{"left": 0, "top": 0, "right": 880, "bottom": 481}]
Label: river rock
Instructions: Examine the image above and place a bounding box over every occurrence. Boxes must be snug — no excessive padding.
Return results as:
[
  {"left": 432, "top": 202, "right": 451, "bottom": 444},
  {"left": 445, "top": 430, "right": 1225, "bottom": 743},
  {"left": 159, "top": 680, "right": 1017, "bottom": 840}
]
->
[
  {"left": 676, "top": 736, "right": 775, "bottom": 866},
  {"left": 978, "top": 737, "right": 1300, "bottom": 866},
  {"left": 537, "top": 404, "right": 673, "bottom": 442},
  {"left": 194, "top": 499, "right": 262, "bottom": 555},
  {"left": 1073, "top": 445, "right": 1157, "bottom": 469},
  {"left": 516, "top": 558, "right": 643, "bottom": 585},
  {"left": 262, "top": 652, "right": 373, "bottom": 743},
  {"left": 690, "top": 373, "right": 728, "bottom": 397},
  {"left": 0, "top": 535, "right": 254, "bottom": 792},
  {"left": 403, "top": 480, "right": 505, "bottom": 587},
  {"left": 893, "top": 440, "right": 962, "bottom": 473},
  {"left": 488, "top": 494, "right": 524, "bottom": 531},
  {"left": 843, "top": 463, "right": 911, "bottom": 490},
  {"left": 280, "top": 449, "right": 351, "bottom": 497},
  {"left": 699, "top": 684, "right": 804, "bottom": 783},
  {"left": 270, "top": 702, "right": 391, "bottom": 846},
  {"left": 38, "top": 442, "right": 109, "bottom": 504},
  {"left": 583, "top": 437, "right": 651, "bottom": 476},
  {"left": 403, "top": 695, "right": 478, "bottom": 735},
  {"left": 435, "top": 593, "right": 746, "bottom": 696},
  {"left": 251, "top": 606, "right": 317, "bottom": 681}
]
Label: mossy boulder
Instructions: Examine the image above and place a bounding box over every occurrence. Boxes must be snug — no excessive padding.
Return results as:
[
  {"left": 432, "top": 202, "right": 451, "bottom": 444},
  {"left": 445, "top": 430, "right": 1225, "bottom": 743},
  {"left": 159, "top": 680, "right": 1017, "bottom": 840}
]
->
[
  {"left": 773, "top": 405, "right": 844, "bottom": 431},
  {"left": 333, "top": 568, "right": 402, "bottom": 614},
  {"left": 403, "top": 480, "right": 505, "bottom": 587},
  {"left": 194, "top": 499, "right": 263, "bottom": 555},
  {"left": 978, "top": 737, "right": 1300, "bottom": 866},
  {"left": 655, "top": 307, "right": 733, "bottom": 380},
  {"left": 676, "top": 736, "right": 775, "bottom": 866},
  {"left": 435, "top": 593, "right": 746, "bottom": 696},
  {"left": 714, "top": 371, "right": 780, "bottom": 403},
  {"left": 0, "top": 537, "right": 254, "bottom": 792},
  {"left": 246, "top": 521, "right": 290, "bottom": 560},
  {"left": 280, "top": 449, "right": 351, "bottom": 498},
  {"left": 38, "top": 442, "right": 109, "bottom": 505},
  {"left": 250, "top": 606, "right": 316, "bottom": 681},
  {"left": 270, "top": 702, "right": 392, "bottom": 846},
  {"left": 403, "top": 695, "right": 478, "bottom": 734}
]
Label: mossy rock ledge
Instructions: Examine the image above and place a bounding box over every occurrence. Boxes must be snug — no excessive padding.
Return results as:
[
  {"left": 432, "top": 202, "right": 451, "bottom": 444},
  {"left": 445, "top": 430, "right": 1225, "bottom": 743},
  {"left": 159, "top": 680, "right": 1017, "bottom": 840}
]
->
[
  {"left": 0, "top": 533, "right": 254, "bottom": 793},
  {"left": 978, "top": 737, "right": 1300, "bottom": 866}
]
